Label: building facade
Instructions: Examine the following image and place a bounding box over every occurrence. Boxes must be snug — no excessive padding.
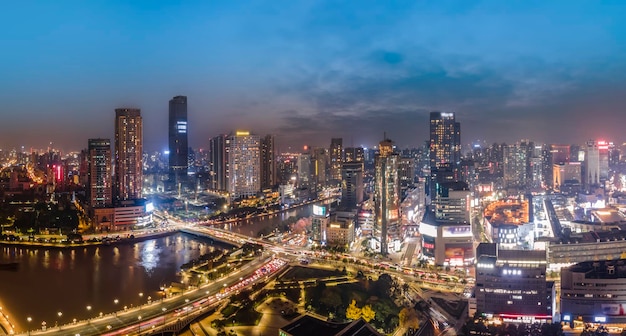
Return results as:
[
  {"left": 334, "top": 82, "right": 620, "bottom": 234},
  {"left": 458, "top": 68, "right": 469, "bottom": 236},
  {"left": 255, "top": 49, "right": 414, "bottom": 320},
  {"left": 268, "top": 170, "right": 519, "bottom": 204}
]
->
[
  {"left": 88, "top": 138, "right": 112, "bottom": 208},
  {"left": 114, "top": 108, "right": 143, "bottom": 201},
  {"left": 228, "top": 131, "right": 260, "bottom": 199},
  {"left": 168, "top": 95, "right": 188, "bottom": 187},
  {"left": 474, "top": 244, "right": 554, "bottom": 322},
  {"left": 374, "top": 138, "right": 400, "bottom": 254}
]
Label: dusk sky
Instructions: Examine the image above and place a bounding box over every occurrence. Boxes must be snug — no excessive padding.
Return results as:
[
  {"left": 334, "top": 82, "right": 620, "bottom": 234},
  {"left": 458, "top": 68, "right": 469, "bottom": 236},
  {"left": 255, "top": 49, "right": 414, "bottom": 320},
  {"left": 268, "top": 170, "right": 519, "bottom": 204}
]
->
[{"left": 2, "top": 1, "right": 626, "bottom": 152}]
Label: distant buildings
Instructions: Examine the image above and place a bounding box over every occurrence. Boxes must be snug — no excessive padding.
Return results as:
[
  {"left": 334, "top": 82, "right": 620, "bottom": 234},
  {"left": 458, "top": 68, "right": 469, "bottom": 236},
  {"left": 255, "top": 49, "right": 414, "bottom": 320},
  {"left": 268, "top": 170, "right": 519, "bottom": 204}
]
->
[
  {"left": 114, "top": 108, "right": 143, "bottom": 201},
  {"left": 168, "top": 96, "right": 188, "bottom": 188}
]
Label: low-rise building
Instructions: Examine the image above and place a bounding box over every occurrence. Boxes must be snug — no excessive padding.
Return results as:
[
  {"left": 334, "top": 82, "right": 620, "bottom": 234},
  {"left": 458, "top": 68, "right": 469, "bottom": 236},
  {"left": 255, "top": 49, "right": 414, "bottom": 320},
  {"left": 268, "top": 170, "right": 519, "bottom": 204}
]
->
[{"left": 561, "top": 259, "right": 626, "bottom": 324}]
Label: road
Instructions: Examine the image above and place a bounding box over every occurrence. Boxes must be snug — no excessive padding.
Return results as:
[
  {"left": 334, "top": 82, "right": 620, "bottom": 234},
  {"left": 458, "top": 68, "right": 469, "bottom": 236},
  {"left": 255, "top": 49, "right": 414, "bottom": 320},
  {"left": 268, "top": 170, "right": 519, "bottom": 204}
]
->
[{"left": 23, "top": 255, "right": 287, "bottom": 336}]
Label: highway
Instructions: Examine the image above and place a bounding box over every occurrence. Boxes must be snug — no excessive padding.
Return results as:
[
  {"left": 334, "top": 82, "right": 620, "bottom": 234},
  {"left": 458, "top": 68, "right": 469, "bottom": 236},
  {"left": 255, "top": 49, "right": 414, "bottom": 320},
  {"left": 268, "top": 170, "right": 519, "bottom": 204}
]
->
[{"left": 23, "top": 254, "right": 288, "bottom": 336}]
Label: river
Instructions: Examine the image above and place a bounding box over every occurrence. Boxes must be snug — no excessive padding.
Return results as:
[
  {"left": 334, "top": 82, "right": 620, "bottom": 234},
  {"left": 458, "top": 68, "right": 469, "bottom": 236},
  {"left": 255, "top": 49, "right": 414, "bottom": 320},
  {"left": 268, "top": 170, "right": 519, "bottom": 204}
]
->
[{"left": 0, "top": 202, "right": 318, "bottom": 333}]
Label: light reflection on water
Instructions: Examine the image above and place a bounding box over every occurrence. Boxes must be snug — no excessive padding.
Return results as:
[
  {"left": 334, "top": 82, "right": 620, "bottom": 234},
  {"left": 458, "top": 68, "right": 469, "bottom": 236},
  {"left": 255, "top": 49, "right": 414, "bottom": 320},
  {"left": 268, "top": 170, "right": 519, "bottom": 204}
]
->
[{"left": 0, "top": 233, "right": 220, "bottom": 332}]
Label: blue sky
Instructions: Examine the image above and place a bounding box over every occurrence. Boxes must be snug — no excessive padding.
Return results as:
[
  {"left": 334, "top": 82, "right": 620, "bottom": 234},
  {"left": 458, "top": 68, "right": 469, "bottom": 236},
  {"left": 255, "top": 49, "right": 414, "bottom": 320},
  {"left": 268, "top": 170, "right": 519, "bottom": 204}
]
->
[{"left": 2, "top": 1, "right": 626, "bottom": 151}]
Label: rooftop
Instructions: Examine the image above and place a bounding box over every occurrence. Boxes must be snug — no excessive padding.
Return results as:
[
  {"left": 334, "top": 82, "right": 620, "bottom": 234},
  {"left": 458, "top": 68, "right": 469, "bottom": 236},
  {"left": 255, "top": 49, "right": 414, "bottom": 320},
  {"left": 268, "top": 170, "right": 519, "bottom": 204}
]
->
[{"left": 280, "top": 315, "right": 382, "bottom": 336}]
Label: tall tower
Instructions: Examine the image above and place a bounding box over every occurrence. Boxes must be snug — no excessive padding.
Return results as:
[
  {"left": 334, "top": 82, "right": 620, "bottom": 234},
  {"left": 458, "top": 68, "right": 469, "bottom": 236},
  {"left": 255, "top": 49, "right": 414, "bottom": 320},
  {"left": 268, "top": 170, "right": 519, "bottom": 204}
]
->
[
  {"left": 260, "top": 134, "right": 276, "bottom": 189},
  {"left": 375, "top": 137, "right": 400, "bottom": 254},
  {"left": 228, "top": 131, "right": 260, "bottom": 199},
  {"left": 429, "top": 112, "right": 461, "bottom": 196},
  {"left": 168, "top": 96, "right": 188, "bottom": 187},
  {"left": 341, "top": 161, "right": 364, "bottom": 209},
  {"left": 329, "top": 138, "right": 343, "bottom": 181},
  {"left": 209, "top": 134, "right": 228, "bottom": 191},
  {"left": 503, "top": 143, "right": 528, "bottom": 189},
  {"left": 88, "top": 138, "right": 112, "bottom": 208},
  {"left": 114, "top": 108, "right": 143, "bottom": 201}
]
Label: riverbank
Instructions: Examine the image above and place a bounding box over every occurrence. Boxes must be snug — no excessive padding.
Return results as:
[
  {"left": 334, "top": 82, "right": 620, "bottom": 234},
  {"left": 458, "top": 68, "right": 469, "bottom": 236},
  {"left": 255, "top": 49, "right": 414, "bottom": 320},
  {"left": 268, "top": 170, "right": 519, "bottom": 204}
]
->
[{"left": 0, "top": 228, "right": 177, "bottom": 249}]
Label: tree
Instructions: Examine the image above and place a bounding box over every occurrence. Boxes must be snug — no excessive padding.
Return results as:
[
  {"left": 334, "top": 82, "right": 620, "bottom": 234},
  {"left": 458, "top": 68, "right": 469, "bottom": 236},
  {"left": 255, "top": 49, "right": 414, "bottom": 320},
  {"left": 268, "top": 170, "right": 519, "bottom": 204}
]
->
[
  {"left": 346, "top": 300, "right": 362, "bottom": 320},
  {"left": 361, "top": 304, "right": 376, "bottom": 322},
  {"left": 399, "top": 307, "right": 420, "bottom": 330}
]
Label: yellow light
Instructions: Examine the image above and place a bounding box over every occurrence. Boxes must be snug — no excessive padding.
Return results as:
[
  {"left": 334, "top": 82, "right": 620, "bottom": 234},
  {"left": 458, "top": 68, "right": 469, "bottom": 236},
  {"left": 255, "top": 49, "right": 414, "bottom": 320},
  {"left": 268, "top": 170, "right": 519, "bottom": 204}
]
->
[{"left": 235, "top": 131, "right": 250, "bottom": 136}]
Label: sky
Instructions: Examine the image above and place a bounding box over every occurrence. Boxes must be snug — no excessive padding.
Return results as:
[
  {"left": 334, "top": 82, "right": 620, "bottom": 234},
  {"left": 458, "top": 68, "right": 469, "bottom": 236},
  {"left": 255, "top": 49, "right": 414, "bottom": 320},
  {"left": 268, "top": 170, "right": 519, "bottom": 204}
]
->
[{"left": 2, "top": 0, "right": 626, "bottom": 152}]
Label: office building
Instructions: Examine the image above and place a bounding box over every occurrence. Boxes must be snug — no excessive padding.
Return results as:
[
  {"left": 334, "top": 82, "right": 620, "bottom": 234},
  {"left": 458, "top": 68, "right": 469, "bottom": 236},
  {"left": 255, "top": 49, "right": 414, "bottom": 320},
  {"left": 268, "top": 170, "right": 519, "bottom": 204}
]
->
[
  {"left": 87, "top": 138, "right": 112, "bottom": 208},
  {"left": 474, "top": 244, "right": 554, "bottom": 323},
  {"left": 208, "top": 134, "right": 229, "bottom": 191},
  {"left": 429, "top": 112, "right": 461, "bottom": 196},
  {"left": 311, "top": 204, "right": 329, "bottom": 243},
  {"left": 329, "top": 138, "right": 343, "bottom": 181},
  {"left": 344, "top": 147, "right": 364, "bottom": 163},
  {"left": 326, "top": 216, "right": 355, "bottom": 247},
  {"left": 312, "top": 147, "right": 329, "bottom": 190},
  {"left": 168, "top": 96, "right": 188, "bottom": 187},
  {"left": 374, "top": 137, "right": 400, "bottom": 254},
  {"left": 260, "top": 134, "right": 276, "bottom": 189},
  {"left": 341, "top": 161, "right": 364, "bottom": 209},
  {"left": 114, "top": 108, "right": 143, "bottom": 201},
  {"left": 297, "top": 147, "right": 314, "bottom": 191}
]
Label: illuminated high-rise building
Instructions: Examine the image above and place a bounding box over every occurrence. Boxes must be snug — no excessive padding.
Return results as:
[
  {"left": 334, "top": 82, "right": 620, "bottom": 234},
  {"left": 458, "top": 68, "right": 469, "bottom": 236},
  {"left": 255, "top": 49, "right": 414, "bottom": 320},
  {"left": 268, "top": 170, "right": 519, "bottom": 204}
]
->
[
  {"left": 227, "top": 131, "right": 260, "bottom": 199},
  {"left": 503, "top": 143, "right": 528, "bottom": 189},
  {"left": 312, "top": 147, "right": 329, "bottom": 190},
  {"left": 260, "top": 134, "right": 276, "bottom": 189},
  {"left": 375, "top": 137, "right": 400, "bottom": 254},
  {"left": 114, "top": 108, "right": 143, "bottom": 201},
  {"left": 297, "top": 147, "right": 313, "bottom": 191},
  {"left": 168, "top": 96, "right": 188, "bottom": 187},
  {"left": 88, "top": 138, "right": 112, "bottom": 208},
  {"left": 344, "top": 147, "right": 364, "bottom": 163},
  {"left": 429, "top": 112, "right": 461, "bottom": 196},
  {"left": 329, "top": 138, "right": 343, "bottom": 181}
]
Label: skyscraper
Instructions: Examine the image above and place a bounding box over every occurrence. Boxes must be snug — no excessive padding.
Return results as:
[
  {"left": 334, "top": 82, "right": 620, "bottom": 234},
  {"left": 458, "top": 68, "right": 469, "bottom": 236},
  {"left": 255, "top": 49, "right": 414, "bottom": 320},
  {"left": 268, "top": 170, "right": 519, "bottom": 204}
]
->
[
  {"left": 168, "top": 96, "right": 188, "bottom": 187},
  {"left": 344, "top": 147, "right": 364, "bottom": 163},
  {"left": 329, "top": 138, "right": 343, "bottom": 181},
  {"left": 209, "top": 134, "right": 229, "bottom": 191},
  {"left": 375, "top": 137, "right": 400, "bottom": 254},
  {"left": 260, "top": 134, "right": 276, "bottom": 189},
  {"left": 503, "top": 143, "right": 528, "bottom": 189},
  {"left": 114, "top": 108, "right": 143, "bottom": 201},
  {"left": 228, "top": 131, "right": 260, "bottom": 199},
  {"left": 341, "top": 161, "right": 364, "bottom": 209},
  {"left": 88, "top": 138, "right": 112, "bottom": 208},
  {"left": 429, "top": 112, "right": 461, "bottom": 196}
]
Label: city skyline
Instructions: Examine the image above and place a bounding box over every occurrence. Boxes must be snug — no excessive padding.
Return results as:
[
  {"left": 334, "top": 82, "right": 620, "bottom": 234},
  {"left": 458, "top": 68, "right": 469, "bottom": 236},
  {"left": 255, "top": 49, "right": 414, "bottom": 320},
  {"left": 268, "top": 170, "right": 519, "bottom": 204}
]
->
[{"left": 2, "top": 2, "right": 626, "bottom": 151}]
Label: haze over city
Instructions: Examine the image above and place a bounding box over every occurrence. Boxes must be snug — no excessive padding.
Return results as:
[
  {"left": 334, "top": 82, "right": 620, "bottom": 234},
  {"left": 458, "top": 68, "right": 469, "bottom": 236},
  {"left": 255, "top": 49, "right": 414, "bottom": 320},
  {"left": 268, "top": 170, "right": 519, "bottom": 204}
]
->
[{"left": 2, "top": 1, "right": 626, "bottom": 150}]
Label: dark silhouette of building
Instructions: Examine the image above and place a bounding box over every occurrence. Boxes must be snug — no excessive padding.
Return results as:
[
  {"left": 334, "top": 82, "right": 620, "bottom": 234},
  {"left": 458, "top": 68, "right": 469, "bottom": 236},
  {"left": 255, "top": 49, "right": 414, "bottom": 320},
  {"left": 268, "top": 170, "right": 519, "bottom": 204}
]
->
[{"left": 168, "top": 96, "right": 188, "bottom": 188}]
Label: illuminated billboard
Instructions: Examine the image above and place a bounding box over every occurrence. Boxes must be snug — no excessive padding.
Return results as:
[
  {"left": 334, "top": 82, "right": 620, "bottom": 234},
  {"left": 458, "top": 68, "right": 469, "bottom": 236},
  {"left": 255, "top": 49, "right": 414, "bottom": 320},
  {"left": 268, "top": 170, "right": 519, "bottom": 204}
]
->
[
  {"left": 313, "top": 205, "right": 327, "bottom": 216},
  {"left": 419, "top": 223, "right": 437, "bottom": 237},
  {"left": 145, "top": 202, "right": 154, "bottom": 213},
  {"left": 442, "top": 225, "right": 472, "bottom": 237}
]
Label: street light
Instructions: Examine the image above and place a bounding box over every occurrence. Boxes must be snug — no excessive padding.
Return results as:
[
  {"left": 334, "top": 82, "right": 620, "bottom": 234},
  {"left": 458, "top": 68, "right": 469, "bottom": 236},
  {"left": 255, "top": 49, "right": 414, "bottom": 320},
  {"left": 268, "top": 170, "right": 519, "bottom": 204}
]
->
[
  {"left": 114, "top": 299, "right": 119, "bottom": 317},
  {"left": 26, "top": 317, "right": 32, "bottom": 336},
  {"left": 56, "top": 312, "right": 62, "bottom": 328}
]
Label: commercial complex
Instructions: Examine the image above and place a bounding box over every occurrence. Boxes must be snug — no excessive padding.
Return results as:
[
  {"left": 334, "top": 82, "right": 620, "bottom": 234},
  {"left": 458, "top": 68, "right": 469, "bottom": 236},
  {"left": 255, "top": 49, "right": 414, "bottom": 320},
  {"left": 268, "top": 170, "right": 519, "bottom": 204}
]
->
[{"left": 472, "top": 243, "right": 555, "bottom": 323}]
